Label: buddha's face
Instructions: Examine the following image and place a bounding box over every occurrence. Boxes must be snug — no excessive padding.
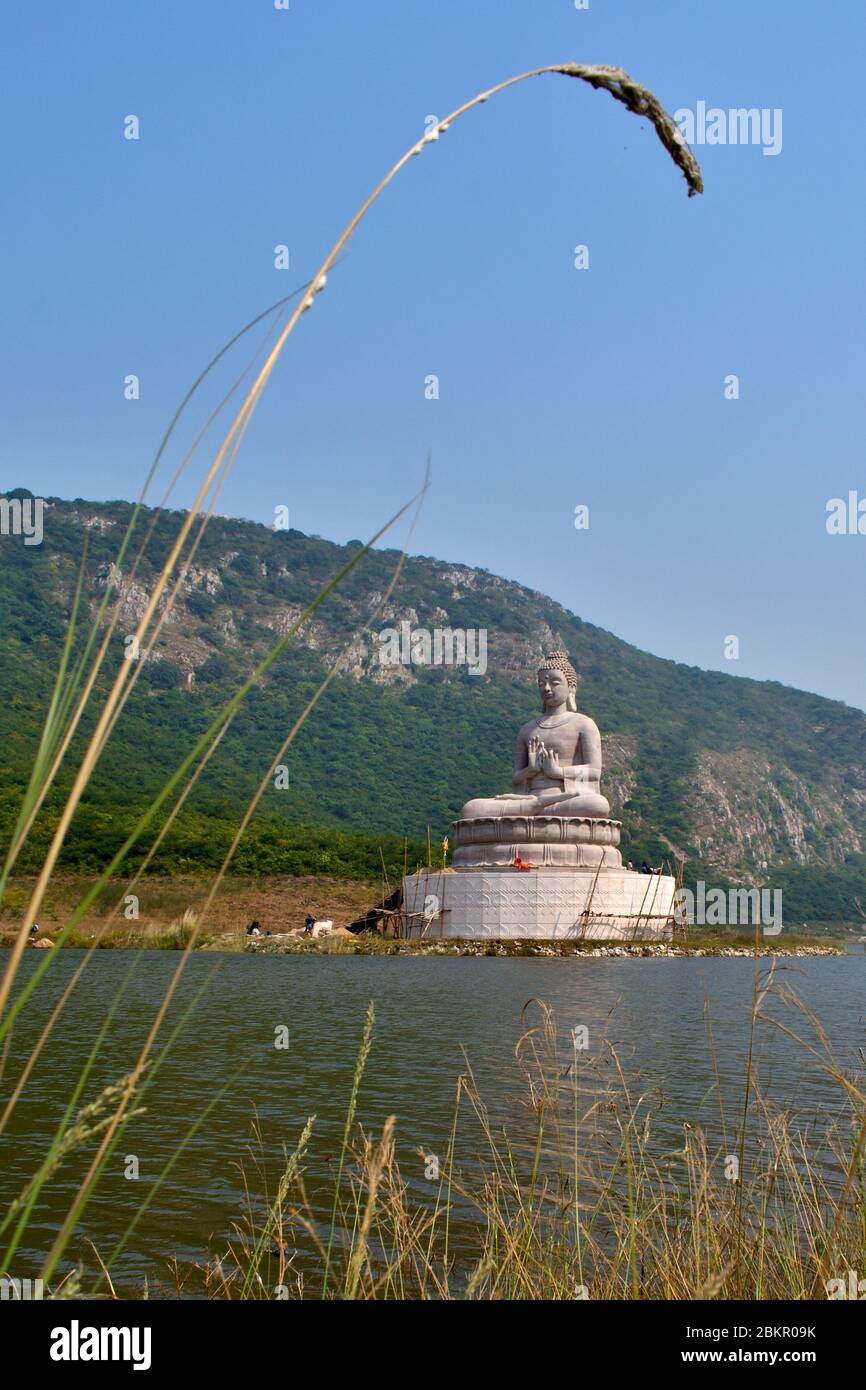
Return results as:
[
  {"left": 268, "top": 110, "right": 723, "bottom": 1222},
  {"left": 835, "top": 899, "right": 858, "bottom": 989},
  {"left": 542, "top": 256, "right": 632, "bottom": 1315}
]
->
[{"left": 538, "top": 668, "right": 570, "bottom": 710}]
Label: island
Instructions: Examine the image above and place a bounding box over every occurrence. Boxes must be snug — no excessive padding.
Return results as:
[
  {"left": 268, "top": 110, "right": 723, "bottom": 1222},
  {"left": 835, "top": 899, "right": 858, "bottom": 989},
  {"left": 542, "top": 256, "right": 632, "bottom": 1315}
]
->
[{"left": 403, "top": 650, "right": 677, "bottom": 939}]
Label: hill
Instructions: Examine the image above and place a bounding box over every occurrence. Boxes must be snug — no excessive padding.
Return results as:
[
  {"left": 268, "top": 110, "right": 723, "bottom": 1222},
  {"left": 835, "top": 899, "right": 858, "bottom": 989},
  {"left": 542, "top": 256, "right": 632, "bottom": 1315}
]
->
[{"left": 2, "top": 491, "right": 865, "bottom": 920}]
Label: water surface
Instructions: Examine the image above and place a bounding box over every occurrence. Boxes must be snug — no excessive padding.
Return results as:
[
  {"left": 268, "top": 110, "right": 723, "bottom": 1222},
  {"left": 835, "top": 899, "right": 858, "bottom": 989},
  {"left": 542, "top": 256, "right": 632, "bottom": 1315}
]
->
[{"left": 2, "top": 949, "right": 864, "bottom": 1293}]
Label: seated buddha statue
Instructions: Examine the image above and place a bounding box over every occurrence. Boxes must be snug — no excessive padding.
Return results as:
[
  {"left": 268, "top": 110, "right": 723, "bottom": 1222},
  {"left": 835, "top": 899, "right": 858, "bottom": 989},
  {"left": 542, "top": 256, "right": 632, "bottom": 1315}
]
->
[{"left": 458, "top": 650, "right": 610, "bottom": 821}]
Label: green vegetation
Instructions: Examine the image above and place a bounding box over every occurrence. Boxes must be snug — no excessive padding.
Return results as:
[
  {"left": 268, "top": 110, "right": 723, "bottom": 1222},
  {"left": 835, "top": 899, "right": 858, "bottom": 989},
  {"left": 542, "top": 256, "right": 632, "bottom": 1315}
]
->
[{"left": 2, "top": 492, "right": 865, "bottom": 919}]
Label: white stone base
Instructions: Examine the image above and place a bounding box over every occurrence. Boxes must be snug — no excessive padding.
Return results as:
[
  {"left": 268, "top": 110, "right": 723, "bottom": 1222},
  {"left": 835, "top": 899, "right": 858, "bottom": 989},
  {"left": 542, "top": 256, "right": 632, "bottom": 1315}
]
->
[{"left": 402, "top": 867, "right": 676, "bottom": 941}]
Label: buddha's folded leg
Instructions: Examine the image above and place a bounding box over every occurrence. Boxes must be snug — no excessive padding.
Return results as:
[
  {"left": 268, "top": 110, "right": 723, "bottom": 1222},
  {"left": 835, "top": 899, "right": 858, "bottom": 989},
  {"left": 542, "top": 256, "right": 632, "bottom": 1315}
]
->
[
  {"left": 458, "top": 794, "right": 540, "bottom": 818},
  {"left": 540, "top": 789, "right": 611, "bottom": 817},
  {"left": 458, "top": 787, "right": 611, "bottom": 819}
]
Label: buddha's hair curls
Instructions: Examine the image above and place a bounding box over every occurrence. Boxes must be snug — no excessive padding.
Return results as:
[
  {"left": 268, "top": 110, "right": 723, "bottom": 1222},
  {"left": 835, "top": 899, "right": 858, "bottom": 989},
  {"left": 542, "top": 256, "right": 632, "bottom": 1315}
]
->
[{"left": 538, "top": 650, "right": 578, "bottom": 711}]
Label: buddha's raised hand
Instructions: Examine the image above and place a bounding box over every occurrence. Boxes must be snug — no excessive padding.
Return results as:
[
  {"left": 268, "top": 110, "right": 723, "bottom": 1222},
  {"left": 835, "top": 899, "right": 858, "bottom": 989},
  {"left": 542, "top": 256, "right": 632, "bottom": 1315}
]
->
[
  {"left": 541, "top": 747, "right": 564, "bottom": 780},
  {"left": 527, "top": 735, "right": 545, "bottom": 771}
]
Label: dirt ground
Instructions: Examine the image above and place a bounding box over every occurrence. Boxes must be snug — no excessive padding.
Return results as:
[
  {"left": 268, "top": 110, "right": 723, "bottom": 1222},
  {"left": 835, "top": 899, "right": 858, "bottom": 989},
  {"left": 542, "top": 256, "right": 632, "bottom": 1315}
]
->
[{"left": 0, "top": 874, "right": 383, "bottom": 939}]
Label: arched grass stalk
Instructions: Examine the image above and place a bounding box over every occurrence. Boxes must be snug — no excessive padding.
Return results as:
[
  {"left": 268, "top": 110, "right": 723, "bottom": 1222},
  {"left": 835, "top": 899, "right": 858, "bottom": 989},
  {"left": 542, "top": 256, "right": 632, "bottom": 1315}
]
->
[
  {"left": 2, "top": 59, "right": 701, "bottom": 1293},
  {"left": 2, "top": 60, "right": 701, "bottom": 1023},
  {"left": 3, "top": 66, "right": 695, "bottom": 980}
]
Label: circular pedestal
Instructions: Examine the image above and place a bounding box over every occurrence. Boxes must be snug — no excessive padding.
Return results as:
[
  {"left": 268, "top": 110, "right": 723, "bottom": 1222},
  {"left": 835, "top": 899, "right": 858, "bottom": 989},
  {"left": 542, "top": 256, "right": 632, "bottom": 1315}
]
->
[
  {"left": 402, "top": 866, "right": 676, "bottom": 940},
  {"left": 452, "top": 815, "right": 622, "bottom": 869}
]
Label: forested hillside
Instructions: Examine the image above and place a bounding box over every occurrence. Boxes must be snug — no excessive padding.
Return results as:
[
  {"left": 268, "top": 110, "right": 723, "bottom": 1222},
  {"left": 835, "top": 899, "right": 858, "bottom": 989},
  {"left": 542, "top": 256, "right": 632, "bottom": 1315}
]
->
[{"left": 2, "top": 492, "right": 864, "bottom": 920}]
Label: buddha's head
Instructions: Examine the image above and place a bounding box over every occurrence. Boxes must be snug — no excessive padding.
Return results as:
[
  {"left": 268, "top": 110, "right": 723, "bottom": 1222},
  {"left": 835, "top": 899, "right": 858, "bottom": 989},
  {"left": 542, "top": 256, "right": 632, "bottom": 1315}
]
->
[{"left": 537, "top": 650, "right": 578, "bottom": 713}]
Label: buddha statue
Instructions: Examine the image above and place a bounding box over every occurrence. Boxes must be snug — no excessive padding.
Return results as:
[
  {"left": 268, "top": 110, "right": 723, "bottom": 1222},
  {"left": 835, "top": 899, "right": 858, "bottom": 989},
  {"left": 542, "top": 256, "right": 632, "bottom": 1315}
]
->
[
  {"left": 458, "top": 650, "right": 611, "bottom": 821},
  {"left": 451, "top": 650, "right": 620, "bottom": 869},
  {"left": 405, "top": 650, "right": 675, "bottom": 935}
]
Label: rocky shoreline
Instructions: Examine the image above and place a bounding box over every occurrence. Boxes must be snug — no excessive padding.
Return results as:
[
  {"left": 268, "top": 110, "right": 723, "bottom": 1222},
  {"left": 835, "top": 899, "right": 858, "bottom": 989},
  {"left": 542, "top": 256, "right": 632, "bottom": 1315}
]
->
[{"left": 242, "top": 936, "right": 844, "bottom": 959}]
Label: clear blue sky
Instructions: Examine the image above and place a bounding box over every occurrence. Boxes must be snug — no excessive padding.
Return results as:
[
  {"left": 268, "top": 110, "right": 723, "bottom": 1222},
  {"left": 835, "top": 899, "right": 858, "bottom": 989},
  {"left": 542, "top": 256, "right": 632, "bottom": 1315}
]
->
[{"left": 2, "top": 1, "right": 864, "bottom": 708}]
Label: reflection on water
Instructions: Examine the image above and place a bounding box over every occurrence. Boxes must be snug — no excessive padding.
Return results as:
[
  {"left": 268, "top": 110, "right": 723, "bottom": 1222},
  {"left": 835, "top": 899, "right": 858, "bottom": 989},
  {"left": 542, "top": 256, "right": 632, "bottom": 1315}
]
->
[{"left": 1, "top": 949, "right": 864, "bottom": 1293}]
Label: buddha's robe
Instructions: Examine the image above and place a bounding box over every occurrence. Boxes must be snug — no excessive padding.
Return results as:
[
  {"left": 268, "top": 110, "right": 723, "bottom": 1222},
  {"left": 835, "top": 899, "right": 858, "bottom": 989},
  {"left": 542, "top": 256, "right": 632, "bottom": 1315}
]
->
[{"left": 458, "top": 711, "right": 610, "bottom": 820}]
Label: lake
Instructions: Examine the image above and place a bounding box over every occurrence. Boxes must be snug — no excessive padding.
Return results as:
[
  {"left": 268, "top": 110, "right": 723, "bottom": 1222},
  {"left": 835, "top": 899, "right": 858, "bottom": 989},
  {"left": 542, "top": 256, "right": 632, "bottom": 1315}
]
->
[{"left": 2, "top": 948, "right": 864, "bottom": 1295}]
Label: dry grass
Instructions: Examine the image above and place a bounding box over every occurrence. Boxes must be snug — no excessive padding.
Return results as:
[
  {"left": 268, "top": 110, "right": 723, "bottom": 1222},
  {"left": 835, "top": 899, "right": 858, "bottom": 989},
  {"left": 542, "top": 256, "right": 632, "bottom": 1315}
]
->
[{"left": 173, "top": 989, "right": 866, "bottom": 1301}]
